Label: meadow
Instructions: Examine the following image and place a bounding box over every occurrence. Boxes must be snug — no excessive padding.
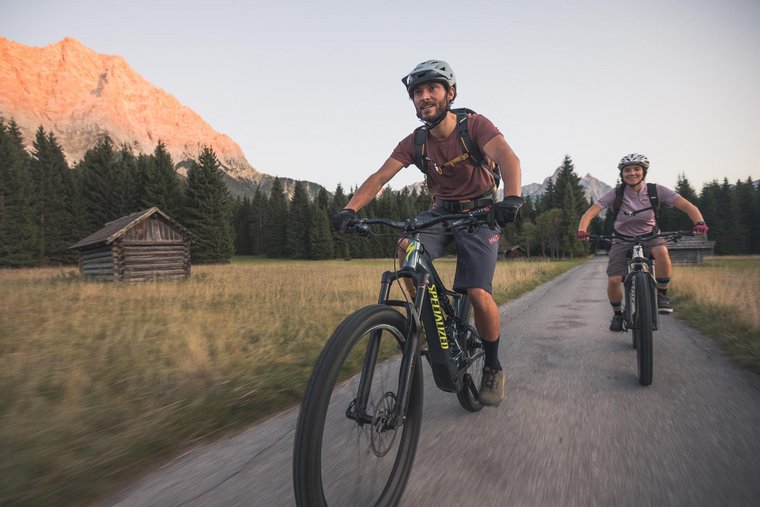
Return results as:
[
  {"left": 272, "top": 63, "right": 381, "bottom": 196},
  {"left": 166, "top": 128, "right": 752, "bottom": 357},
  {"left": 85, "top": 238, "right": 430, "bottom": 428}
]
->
[
  {"left": 0, "top": 257, "right": 582, "bottom": 506},
  {"left": 670, "top": 257, "right": 760, "bottom": 374}
]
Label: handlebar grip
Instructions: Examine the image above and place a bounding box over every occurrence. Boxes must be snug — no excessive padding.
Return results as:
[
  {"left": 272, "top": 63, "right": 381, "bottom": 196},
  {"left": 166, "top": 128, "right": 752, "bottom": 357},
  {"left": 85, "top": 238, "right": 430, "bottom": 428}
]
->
[{"left": 350, "top": 221, "right": 370, "bottom": 236}]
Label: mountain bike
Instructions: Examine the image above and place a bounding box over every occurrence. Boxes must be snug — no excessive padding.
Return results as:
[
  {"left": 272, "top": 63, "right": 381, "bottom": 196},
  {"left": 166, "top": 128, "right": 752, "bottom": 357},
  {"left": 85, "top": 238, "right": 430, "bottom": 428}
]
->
[
  {"left": 591, "top": 230, "right": 692, "bottom": 386},
  {"left": 293, "top": 210, "right": 492, "bottom": 506}
]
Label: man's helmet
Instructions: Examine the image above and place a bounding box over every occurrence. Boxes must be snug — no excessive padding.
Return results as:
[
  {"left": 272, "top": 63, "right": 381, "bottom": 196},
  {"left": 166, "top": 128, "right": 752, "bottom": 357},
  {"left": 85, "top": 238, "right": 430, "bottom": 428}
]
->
[
  {"left": 618, "top": 153, "right": 649, "bottom": 176},
  {"left": 401, "top": 60, "right": 456, "bottom": 98}
]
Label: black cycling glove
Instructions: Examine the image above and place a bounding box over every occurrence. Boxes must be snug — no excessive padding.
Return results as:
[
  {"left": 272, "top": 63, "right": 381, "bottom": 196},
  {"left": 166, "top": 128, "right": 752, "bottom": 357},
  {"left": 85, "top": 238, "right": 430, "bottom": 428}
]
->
[
  {"left": 487, "top": 195, "right": 524, "bottom": 228},
  {"left": 331, "top": 208, "right": 358, "bottom": 233}
]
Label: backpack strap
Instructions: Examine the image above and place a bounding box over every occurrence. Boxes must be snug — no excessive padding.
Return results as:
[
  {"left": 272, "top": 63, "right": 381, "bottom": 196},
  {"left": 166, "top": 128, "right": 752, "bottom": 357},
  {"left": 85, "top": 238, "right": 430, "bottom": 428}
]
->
[
  {"left": 412, "top": 125, "right": 429, "bottom": 174},
  {"left": 646, "top": 182, "right": 660, "bottom": 224}
]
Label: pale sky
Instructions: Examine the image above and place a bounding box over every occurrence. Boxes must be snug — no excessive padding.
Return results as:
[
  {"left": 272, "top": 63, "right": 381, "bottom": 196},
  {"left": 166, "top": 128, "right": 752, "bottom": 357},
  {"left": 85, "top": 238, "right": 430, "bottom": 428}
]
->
[{"left": 2, "top": 0, "right": 758, "bottom": 192}]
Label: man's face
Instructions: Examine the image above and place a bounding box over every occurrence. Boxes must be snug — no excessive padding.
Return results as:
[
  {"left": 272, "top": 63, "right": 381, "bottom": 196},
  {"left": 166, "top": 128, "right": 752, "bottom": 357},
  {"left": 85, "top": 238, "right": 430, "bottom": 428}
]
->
[
  {"left": 411, "top": 81, "right": 454, "bottom": 121},
  {"left": 621, "top": 164, "right": 645, "bottom": 186}
]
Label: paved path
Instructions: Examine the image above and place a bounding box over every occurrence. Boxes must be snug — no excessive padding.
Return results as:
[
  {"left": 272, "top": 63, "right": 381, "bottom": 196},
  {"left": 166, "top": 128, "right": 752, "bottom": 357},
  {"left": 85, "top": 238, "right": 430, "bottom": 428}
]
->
[{"left": 105, "top": 257, "right": 760, "bottom": 506}]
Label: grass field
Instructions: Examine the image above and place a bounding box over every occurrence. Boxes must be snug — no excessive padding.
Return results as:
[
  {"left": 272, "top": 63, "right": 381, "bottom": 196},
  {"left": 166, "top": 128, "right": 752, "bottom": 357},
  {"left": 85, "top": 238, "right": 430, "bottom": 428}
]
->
[
  {"left": 670, "top": 256, "right": 760, "bottom": 374},
  {"left": 0, "top": 257, "right": 582, "bottom": 506}
]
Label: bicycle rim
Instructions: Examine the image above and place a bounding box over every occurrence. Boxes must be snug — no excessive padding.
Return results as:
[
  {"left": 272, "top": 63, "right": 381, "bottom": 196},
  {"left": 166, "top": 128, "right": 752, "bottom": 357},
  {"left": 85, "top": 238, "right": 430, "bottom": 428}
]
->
[
  {"left": 633, "top": 272, "right": 654, "bottom": 386},
  {"left": 293, "top": 305, "right": 423, "bottom": 507}
]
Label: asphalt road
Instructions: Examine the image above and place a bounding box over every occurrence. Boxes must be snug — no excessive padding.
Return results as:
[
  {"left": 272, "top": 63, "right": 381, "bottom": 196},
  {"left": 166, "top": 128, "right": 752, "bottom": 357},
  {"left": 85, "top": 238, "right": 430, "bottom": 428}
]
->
[{"left": 105, "top": 257, "right": 760, "bottom": 507}]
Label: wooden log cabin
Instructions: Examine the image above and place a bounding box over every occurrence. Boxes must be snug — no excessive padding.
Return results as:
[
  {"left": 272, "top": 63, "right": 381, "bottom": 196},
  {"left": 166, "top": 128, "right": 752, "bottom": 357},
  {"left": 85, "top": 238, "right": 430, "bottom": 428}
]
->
[
  {"left": 666, "top": 235, "right": 715, "bottom": 265},
  {"left": 69, "top": 208, "right": 193, "bottom": 281}
]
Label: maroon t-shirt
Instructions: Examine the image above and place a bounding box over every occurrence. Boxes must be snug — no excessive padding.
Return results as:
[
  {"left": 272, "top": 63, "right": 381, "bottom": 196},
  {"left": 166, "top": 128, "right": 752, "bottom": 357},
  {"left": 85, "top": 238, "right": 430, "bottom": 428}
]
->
[{"left": 390, "top": 113, "right": 502, "bottom": 200}]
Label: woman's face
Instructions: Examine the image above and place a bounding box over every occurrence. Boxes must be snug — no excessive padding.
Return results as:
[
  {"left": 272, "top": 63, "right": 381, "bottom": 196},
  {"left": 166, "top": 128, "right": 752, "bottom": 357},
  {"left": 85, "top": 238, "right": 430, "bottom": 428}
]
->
[{"left": 621, "top": 164, "right": 645, "bottom": 186}]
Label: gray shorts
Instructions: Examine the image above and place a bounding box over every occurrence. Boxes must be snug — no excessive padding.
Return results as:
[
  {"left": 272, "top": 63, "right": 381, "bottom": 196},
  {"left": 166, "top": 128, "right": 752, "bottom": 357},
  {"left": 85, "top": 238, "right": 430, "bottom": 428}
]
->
[
  {"left": 414, "top": 207, "right": 501, "bottom": 293},
  {"left": 606, "top": 238, "right": 666, "bottom": 277}
]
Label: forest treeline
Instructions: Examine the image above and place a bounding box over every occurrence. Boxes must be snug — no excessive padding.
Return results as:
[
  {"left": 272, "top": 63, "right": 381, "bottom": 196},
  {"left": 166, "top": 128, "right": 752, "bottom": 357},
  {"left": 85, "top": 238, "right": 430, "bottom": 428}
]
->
[{"left": 1, "top": 117, "right": 759, "bottom": 268}]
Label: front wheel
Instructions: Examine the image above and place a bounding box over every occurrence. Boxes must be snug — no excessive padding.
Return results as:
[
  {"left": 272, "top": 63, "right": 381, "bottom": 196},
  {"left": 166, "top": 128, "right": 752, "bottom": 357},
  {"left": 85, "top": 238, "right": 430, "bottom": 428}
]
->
[
  {"left": 293, "top": 305, "right": 423, "bottom": 507},
  {"left": 632, "top": 272, "right": 654, "bottom": 386},
  {"left": 455, "top": 298, "right": 485, "bottom": 412}
]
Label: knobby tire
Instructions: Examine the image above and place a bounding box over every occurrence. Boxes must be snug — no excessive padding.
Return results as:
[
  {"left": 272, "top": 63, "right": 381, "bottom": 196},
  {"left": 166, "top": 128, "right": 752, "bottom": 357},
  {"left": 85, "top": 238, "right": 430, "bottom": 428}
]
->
[
  {"left": 293, "top": 305, "right": 423, "bottom": 507},
  {"left": 632, "top": 271, "right": 654, "bottom": 386}
]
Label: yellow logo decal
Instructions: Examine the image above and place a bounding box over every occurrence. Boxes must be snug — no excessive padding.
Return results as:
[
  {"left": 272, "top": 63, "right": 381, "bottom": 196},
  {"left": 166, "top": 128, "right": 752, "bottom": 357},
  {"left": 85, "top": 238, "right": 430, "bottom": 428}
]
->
[
  {"left": 426, "top": 284, "right": 449, "bottom": 349},
  {"left": 405, "top": 243, "right": 416, "bottom": 264}
]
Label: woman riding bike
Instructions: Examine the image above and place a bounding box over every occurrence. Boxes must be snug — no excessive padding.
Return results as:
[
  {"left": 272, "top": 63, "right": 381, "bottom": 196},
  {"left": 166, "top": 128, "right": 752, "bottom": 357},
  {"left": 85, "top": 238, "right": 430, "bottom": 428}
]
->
[{"left": 576, "top": 153, "right": 709, "bottom": 331}]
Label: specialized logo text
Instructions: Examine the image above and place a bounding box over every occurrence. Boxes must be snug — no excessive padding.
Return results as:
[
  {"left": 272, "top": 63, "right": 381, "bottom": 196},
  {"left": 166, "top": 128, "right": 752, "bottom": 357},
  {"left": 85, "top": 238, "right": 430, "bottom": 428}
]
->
[{"left": 426, "top": 284, "right": 449, "bottom": 349}]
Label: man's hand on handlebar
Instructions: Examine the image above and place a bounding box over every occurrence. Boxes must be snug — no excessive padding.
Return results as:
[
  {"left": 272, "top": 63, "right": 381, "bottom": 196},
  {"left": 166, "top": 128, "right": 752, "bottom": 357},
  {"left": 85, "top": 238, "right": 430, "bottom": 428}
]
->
[
  {"left": 487, "top": 195, "right": 524, "bottom": 229},
  {"left": 331, "top": 208, "right": 357, "bottom": 233}
]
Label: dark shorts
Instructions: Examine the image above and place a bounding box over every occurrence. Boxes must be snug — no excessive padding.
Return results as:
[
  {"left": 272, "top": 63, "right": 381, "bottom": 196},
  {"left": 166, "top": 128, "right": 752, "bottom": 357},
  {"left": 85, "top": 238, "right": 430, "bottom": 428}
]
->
[
  {"left": 606, "top": 238, "right": 666, "bottom": 277},
  {"left": 414, "top": 207, "right": 501, "bottom": 293}
]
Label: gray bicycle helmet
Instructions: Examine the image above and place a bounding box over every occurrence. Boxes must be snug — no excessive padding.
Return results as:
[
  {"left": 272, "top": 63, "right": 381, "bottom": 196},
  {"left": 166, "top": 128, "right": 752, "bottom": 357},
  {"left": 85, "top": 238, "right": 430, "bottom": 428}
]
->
[
  {"left": 401, "top": 60, "right": 456, "bottom": 98},
  {"left": 618, "top": 153, "right": 649, "bottom": 175}
]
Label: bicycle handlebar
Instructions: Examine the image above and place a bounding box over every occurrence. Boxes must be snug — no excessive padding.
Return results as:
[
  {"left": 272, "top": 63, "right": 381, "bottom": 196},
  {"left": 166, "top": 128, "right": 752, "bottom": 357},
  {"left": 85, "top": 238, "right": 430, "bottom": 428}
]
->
[
  {"left": 589, "top": 230, "right": 695, "bottom": 243},
  {"left": 349, "top": 209, "right": 490, "bottom": 236}
]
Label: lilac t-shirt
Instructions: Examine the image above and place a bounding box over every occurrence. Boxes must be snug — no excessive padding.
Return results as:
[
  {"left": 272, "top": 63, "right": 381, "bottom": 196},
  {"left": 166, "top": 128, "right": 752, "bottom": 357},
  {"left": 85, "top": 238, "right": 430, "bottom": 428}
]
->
[
  {"left": 390, "top": 113, "right": 502, "bottom": 200},
  {"left": 595, "top": 184, "right": 680, "bottom": 236}
]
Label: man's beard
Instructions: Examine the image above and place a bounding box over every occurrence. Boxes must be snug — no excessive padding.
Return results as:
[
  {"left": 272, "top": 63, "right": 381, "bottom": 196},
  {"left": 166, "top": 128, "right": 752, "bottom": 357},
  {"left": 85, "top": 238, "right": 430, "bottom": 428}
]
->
[{"left": 416, "top": 97, "right": 450, "bottom": 122}]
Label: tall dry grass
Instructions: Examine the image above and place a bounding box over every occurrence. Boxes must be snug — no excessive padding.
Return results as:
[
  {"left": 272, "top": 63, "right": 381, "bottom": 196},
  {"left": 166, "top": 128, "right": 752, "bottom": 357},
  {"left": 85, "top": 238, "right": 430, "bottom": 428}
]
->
[
  {"left": 670, "top": 257, "right": 760, "bottom": 373},
  {"left": 0, "top": 258, "right": 580, "bottom": 506}
]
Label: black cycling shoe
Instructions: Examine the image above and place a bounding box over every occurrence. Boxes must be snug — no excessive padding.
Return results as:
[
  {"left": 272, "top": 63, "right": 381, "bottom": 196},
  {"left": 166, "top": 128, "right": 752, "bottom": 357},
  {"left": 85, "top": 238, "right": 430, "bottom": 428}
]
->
[{"left": 609, "top": 313, "right": 624, "bottom": 332}]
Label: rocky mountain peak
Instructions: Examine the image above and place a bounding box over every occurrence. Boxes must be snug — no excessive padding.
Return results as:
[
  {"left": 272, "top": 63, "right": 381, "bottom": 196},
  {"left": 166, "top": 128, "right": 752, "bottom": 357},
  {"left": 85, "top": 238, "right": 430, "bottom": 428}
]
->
[{"left": 0, "top": 36, "right": 258, "bottom": 181}]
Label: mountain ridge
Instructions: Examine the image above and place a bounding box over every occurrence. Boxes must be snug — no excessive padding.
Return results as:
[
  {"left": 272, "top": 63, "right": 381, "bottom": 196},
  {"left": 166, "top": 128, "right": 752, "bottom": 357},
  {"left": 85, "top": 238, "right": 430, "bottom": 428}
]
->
[{"left": 0, "top": 36, "right": 324, "bottom": 199}]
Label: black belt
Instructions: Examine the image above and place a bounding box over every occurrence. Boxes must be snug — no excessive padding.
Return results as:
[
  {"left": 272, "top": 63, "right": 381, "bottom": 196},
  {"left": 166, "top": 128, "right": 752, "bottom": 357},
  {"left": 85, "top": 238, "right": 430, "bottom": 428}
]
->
[{"left": 435, "top": 191, "right": 495, "bottom": 212}]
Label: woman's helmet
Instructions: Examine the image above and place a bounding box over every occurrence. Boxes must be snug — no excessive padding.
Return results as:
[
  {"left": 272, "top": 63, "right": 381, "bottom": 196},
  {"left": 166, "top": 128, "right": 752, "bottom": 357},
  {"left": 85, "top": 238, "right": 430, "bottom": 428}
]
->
[
  {"left": 618, "top": 153, "right": 649, "bottom": 176},
  {"left": 401, "top": 60, "right": 456, "bottom": 99}
]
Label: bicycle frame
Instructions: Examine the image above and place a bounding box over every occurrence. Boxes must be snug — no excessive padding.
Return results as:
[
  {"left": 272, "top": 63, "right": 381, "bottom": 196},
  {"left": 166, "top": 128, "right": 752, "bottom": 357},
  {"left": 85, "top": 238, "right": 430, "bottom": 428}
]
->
[{"left": 349, "top": 213, "right": 485, "bottom": 430}]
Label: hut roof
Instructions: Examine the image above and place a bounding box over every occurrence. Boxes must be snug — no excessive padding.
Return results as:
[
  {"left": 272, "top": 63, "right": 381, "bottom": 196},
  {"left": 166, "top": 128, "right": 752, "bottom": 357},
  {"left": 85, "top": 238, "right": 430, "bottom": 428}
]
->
[{"left": 69, "top": 207, "right": 193, "bottom": 250}]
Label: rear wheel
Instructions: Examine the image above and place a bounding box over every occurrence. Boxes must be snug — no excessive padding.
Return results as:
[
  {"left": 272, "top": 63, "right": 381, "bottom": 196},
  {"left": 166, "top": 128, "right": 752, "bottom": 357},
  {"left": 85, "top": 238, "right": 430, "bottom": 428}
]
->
[
  {"left": 293, "top": 305, "right": 423, "bottom": 507},
  {"left": 455, "top": 298, "right": 485, "bottom": 412},
  {"left": 632, "top": 272, "right": 653, "bottom": 386}
]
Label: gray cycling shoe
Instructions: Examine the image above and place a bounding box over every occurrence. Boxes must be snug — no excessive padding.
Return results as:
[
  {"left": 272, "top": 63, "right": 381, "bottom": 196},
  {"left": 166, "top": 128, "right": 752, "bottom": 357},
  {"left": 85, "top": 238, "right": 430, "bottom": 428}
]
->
[{"left": 479, "top": 366, "right": 505, "bottom": 406}]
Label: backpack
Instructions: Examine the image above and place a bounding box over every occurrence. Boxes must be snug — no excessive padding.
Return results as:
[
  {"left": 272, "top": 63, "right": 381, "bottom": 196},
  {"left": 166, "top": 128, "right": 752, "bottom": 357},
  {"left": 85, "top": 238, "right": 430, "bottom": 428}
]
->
[
  {"left": 412, "top": 108, "right": 501, "bottom": 189},
  {"left": 611, "top": 182, "right": 660, "bottom": 226}
]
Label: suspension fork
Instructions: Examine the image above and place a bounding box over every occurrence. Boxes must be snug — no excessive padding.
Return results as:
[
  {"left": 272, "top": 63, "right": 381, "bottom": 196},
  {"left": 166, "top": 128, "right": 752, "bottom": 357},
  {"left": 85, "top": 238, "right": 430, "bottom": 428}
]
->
[{"left": 350, "top": 268, "right": 428, "bottom": 428}]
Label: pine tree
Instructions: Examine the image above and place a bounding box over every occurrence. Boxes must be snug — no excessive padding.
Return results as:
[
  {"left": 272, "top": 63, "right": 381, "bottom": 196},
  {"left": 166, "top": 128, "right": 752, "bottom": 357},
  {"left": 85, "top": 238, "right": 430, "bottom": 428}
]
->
[
  {"left": 659, "top": 173, "right": 698, "bottom": 232},
  {"left": 734, "top": 177, "right": 760, "bottom": 254},
  {"left": 286, "top": 181, "right": 311, "bottom": 258},
  {"left": 264, "top": 178, "right": 288, "bottom": 258},
  {"left": 30, "top": 127, "right": 78, "bottom": 263},
  {"left": 552, "top": 155, "right": 588, "bottom": 257},
  {"left": 115, "top": 144, "right": 138, "bottom": 216},
  {"left": 76, "top": 136, "right": 121, "bottom": 234},
  {"left": 183, "top": 147, "right": 234, "bottom": 263},
  {"left": 0, "top": 119, "right": 40, "bottom": 266},
  {"left": 250, "top": 186, "right": 265, "bottom": 255},
  {"left": 145, "top": 141, "right": 184, "bottom": 217},
  {"left": 330, "top": 184, "right": 351, "bottom": 259},
  {"left": 232, "top": 196, "right": 253, "bottom": 255},
  {"left": 308, "top": 206, "right": 334, "bottom": 259}
]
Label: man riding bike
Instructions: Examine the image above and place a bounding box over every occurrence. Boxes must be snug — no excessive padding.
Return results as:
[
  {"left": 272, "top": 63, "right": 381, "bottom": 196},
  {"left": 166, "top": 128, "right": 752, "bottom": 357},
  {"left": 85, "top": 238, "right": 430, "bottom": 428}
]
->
[
  {"left": 576, "top": 153, "right": 709, "bottom": 332},
  {"left": 332, "top": 59, "right": 523, "bottom": 405}
]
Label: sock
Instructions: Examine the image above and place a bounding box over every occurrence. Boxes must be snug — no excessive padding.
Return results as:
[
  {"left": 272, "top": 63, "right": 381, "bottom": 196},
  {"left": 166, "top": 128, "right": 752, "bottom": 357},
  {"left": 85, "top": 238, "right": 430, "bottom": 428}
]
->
[
  {"left": 656, "top": 278, "right": 670, "bottom": 295},
  {"left": 483, "top": 337, "right": 502, "bottom": 371},
  {"left": 611, "top": 302, "right": 623, "bottom": 315}
]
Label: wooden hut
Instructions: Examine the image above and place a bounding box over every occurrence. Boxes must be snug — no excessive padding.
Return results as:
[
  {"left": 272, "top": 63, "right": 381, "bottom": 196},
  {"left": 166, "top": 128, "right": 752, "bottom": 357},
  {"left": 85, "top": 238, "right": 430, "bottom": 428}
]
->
[
  {"left": 667, "top": 235, "right": 715, "bottom": 265},
  {"left": 69, "top": 208, "right": 193, "bottom": 281}
]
